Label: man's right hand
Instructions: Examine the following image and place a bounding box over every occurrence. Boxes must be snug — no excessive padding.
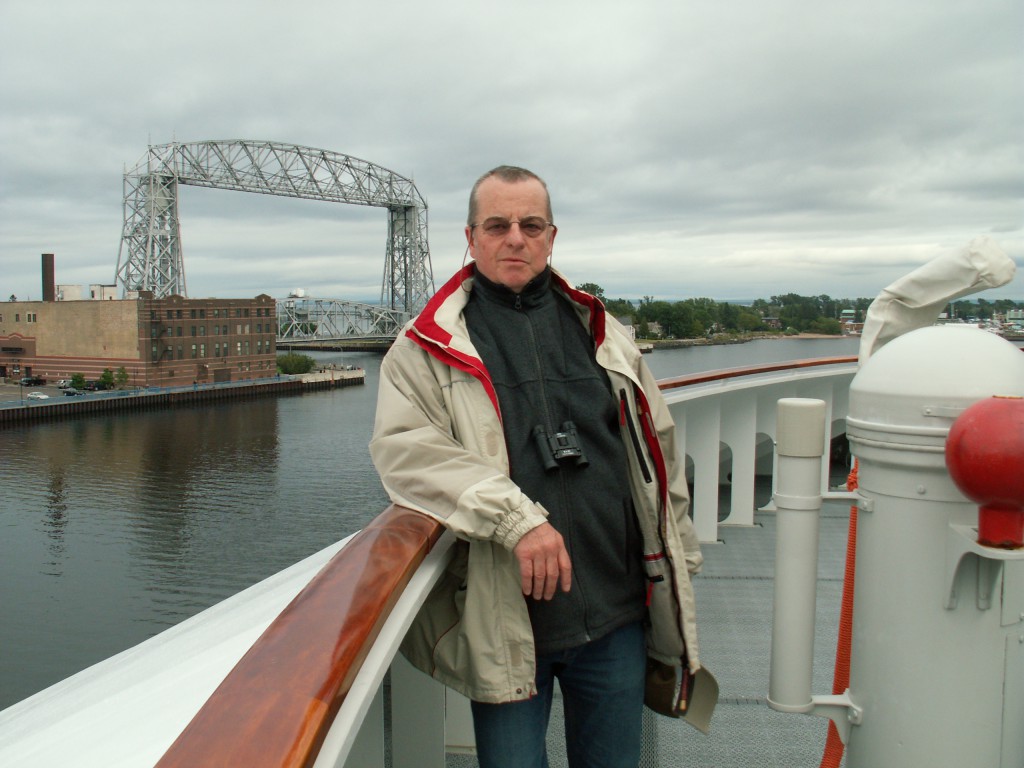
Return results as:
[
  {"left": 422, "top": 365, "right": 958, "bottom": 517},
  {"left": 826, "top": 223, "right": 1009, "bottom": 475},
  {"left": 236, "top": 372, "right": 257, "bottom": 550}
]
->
[{"left": 512, "top": 522, "right": 572, "bottom": 601}]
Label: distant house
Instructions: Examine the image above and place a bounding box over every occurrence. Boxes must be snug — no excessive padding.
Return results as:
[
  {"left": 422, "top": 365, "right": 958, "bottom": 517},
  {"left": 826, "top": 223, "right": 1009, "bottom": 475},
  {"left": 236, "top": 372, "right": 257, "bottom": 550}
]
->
[
  {"left": 839, "top": 309, "right": 863, "bottom": 336},
  {"left": 645, "top": 321, "right": 665, "bottom": 338}
]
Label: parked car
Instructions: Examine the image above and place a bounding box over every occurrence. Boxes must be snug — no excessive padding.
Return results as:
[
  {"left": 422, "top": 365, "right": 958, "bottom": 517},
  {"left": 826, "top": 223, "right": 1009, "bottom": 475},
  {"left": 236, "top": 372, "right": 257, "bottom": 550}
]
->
[
  {"left": 63, "top": 388, "right": 85, "bottom": 396},
  {"left": 57, "top": 379, "right": 71, "bottom": 389},
  {"left": 20, "top": 376, "right": 46, "bottom": 386},
  {"left": 26, "top": 392, "right": 50, "bottom": 400}
]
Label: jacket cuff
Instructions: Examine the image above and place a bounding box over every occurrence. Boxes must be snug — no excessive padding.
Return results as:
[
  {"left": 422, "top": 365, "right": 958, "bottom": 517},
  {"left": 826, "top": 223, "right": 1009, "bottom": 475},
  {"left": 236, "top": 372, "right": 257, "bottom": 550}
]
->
[{"left": 494, "top": 503, "right": 547, "bottom": 550}]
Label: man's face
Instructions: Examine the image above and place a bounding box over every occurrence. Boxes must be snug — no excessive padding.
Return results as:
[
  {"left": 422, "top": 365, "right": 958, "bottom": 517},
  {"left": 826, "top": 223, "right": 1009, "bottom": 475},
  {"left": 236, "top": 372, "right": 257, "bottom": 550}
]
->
[{"left": 465, "top": 177, "right": 557, "bottom": 294}]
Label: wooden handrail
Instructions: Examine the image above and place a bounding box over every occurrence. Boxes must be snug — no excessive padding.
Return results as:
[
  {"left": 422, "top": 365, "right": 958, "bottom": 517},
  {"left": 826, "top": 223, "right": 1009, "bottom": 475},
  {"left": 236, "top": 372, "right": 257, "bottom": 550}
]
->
[
  {"left": 658, "top": 355, "right": 858, "bottom": 391},
  {"left": 156, "top": 504, "right": 444, "bottom": 768}
]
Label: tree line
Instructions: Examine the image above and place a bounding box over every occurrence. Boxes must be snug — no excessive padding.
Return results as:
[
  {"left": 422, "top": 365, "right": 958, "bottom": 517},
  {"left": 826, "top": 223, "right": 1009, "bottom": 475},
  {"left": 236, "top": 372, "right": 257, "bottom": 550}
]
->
[{"left": 576, "top": 283, "right": 1023, "bottom": 340}]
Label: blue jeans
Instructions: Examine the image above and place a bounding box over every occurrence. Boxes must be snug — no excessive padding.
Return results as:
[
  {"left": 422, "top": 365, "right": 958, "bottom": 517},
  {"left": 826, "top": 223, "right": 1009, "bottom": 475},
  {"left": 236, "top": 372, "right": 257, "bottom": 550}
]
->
[{"left": 471, "top": 621, "right": 646, "bottom": 768}]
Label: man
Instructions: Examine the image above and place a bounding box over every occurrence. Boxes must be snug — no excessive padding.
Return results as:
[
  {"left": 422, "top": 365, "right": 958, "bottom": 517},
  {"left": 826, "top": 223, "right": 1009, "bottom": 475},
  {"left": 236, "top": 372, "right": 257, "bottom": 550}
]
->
[{"left": 370, "top": 166, "right": 711, "bottom": 768}]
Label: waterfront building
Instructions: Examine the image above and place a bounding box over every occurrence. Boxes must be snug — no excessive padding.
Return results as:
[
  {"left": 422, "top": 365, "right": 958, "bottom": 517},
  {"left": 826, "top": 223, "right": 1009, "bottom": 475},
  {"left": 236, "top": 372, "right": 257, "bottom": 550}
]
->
[{"left": 0, "top": 293, "right": 278, "bottom": 388}]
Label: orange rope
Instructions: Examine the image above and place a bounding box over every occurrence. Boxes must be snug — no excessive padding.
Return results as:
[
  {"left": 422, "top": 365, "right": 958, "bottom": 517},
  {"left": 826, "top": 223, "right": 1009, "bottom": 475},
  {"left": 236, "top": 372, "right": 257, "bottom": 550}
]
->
[{"left": 819, "top": 459, "right": 859, "bottom": 768}]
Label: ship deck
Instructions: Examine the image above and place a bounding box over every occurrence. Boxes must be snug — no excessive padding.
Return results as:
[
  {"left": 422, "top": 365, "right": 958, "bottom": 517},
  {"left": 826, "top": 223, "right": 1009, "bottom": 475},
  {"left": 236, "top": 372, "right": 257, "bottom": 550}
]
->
[{"left": 444, "top": 487, "right": 852, "bottom": 768}]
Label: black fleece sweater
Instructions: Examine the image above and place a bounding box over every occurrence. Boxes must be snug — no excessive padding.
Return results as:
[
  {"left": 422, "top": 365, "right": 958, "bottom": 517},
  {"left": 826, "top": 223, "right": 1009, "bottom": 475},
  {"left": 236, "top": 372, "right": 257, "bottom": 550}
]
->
[{"left": 464, "top": 268, "right": 647, "bottom": 654}]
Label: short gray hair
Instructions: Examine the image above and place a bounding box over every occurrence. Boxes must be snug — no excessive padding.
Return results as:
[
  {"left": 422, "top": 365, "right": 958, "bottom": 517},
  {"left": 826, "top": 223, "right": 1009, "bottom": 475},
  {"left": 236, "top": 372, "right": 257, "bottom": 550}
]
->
[{"left": 467, "top": 166, "right": 553, "bottom": 226}]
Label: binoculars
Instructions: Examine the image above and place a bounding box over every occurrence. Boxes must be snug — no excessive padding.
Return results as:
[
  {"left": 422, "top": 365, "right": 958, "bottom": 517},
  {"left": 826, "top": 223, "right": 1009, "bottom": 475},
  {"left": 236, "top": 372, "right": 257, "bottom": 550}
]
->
[{"left": 532, "top": 421, "right": 589, "bottom": 472}]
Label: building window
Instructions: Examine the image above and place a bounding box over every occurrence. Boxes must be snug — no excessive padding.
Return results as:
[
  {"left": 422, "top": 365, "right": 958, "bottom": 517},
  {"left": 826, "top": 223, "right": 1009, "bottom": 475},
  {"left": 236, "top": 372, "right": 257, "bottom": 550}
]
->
[
  {"left": 177, "top": 345, "right": 184, "bottom": 360},
  {"left": 199, "top": 309, "right": 206, "bottom": 319},
  {"left": 213, "top": 309, "right": 220, "bottom": 318},
  {"left": 151, "top": 344, "right": 158, "bottom": 362},
  {"left": 199, "top": 325, "right": 205, "bottom": 336},
  {"left": 176, "top": 327, "right": 183, "bottom": 337},
  {"left": 213, "top": 325, "right": 220, "bottom": 336},
  {"left": 191, "top": 344, "right": 197, "bottom": 359},
  {"left": 200, "top": 343, "right": 206, "bottom": 358},
  {"left": 222, "top": 324, "right": 228, "bottom": 336},
  {"left": 176, "top": 310, "right": 182, "bottom": 319},
  {"left": 191, "top": 326, "right": 196, "bottom": 336},
  {"left": 190, "top": 309, "right": 197, "bottom": 319},
  {"left": 214, "top": 343, "right": 220, "bottom": 358},
  {"left": 166, "top": 310, "right": 173, "bottom": 319}
]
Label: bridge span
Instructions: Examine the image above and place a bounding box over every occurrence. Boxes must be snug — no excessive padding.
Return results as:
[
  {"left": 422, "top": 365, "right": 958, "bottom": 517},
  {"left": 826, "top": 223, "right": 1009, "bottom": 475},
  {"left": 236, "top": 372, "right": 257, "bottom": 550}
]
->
[
  {"left": 115, "top": 140, "right": 435, "bottom": 318},
  {"left": 275, "top": 295, "right": 407, "bottom": 351}
]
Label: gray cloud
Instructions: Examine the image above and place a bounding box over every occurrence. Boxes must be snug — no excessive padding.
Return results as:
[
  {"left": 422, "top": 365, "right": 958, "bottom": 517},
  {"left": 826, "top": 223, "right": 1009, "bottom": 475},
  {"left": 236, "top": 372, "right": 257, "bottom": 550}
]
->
[{"left": 2, "top": 0, "right": 1021, "bottom": 305}]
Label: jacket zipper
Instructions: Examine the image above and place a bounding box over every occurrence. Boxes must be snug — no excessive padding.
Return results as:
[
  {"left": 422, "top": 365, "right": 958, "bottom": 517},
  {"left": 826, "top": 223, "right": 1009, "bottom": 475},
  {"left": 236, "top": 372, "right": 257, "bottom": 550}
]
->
[{"left": 619, "top": 388, "right": 652, "bottom": 483}]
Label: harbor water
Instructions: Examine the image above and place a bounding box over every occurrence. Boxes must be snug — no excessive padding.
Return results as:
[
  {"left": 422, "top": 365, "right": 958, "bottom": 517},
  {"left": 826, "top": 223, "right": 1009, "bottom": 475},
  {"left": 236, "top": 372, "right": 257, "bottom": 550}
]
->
[{"left": 0, "top": 337, "right": 858, "bottom": 710}]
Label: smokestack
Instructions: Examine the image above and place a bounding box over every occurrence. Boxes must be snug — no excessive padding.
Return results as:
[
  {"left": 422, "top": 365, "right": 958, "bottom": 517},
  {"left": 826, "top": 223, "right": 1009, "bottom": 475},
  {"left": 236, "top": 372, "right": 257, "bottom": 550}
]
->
[{"left": 42, "top": 253, "right": 56, "bottom": 302}]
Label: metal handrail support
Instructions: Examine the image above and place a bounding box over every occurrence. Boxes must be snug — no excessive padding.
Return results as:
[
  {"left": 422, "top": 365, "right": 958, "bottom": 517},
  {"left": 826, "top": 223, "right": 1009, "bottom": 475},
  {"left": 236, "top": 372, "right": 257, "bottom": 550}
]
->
[{"left": 767, "top": 398, "right": 863, "bottom": 745}]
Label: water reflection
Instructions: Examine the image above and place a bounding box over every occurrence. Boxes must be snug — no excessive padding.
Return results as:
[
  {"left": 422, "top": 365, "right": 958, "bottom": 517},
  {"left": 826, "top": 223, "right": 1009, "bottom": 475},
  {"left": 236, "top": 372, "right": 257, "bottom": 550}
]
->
[
  {"left": 43, "top": 465, "right": 68, "bottom": 570},
  {"left": 127, "top": 402, "right": 281, "bottom": 567}
]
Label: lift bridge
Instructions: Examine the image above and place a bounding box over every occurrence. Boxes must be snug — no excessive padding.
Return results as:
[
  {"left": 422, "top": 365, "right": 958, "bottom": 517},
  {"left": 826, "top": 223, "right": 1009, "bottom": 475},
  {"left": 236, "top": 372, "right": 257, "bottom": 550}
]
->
[
  {"left": 276, "top": 295, "right": 410, "bottom": 351},
  {"left": 114, "top": 140, "right": 434, "bottom": 345}
]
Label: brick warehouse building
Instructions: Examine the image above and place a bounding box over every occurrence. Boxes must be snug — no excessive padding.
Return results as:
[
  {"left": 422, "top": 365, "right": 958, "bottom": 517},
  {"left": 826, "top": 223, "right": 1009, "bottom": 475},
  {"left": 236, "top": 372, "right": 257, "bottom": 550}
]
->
[{"left": 1, "top": 292, "right": 278, "bottom": 389}]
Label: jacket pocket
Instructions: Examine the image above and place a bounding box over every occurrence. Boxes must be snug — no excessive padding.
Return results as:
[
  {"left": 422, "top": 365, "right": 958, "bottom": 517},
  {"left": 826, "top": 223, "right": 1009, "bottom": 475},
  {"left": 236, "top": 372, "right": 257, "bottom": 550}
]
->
[{"left": 642, "top": 552, "right": 685, "bottom": 659}]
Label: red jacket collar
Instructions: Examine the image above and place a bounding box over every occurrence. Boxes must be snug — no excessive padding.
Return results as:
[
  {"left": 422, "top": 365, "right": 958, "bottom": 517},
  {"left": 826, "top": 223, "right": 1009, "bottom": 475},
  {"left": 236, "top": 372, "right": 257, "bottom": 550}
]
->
[{"left": 410, "top": 265, "right": 606, "bottom": 351}]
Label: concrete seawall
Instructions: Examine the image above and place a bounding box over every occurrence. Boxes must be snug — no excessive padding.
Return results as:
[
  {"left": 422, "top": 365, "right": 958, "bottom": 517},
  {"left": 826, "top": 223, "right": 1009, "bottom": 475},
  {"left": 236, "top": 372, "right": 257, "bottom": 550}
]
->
[{"left": 0, "top": 369, "right": 364, "bottom": 426}]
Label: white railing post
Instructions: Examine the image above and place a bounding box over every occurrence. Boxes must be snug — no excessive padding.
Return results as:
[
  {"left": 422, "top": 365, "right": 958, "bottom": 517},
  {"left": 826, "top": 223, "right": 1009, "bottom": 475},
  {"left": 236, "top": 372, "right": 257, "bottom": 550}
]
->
[
  {"left": 343, "top": 686, "right": 384, "bottom": 768},
  {"left": 391, "top": 655, "right": 447, "bottom": 768},
  {"left": 768, "top": 397, "right": 825, "bottom": 713},
  {"left": 686, "top": 397, "right": 722, "bottom": 542}
]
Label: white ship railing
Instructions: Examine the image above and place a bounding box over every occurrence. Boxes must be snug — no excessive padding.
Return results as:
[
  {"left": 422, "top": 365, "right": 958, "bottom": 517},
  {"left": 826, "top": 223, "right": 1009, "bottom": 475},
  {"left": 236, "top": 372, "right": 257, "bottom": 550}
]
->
[
  {"left": 0, "top": 355, "right": 858, "bottom": 768},
  {"left": 660, "top": 355, "right": 857, "bottom": 543}
]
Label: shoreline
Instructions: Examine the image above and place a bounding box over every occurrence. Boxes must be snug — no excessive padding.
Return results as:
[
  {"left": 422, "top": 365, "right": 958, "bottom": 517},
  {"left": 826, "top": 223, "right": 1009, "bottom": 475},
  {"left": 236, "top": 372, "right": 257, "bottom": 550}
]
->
[
  {"left": 645, "top": 332, "right": 851, "bottom": 349},
  {"left": 0, "top": 369, "right": 365, "bottom": 426}
]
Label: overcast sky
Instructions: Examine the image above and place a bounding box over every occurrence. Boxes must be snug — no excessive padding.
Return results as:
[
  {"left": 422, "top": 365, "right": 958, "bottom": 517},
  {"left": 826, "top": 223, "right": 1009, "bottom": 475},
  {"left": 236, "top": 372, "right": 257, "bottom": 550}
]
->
[{"left": 1, "top": 0, "right": 1021, "bottom": 307}]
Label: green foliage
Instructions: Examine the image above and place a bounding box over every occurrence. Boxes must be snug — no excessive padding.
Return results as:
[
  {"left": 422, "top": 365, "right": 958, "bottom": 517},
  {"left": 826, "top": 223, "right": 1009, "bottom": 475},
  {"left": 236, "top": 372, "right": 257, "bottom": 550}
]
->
[
  {"left": 575, "top": 282, "right": 605, "bottom": 301},
  {"left": 277, "top": 352, "right": 317, "bottom": 375},
  {"left": 115, "top": 366, "right": 130, "bottom": 389},
  {"left": 99, "top": 368, "right": 115, "bottom": 389},
  {"left": 604, "top": 297, "right": 636, "bottom": 318},
  {"left": 808, "top": 318, "right": 842, "bottom": 335},
  {"left": 575, "top": 284, "right": 1022, "bottom": 340},
  {"left": 70, "top": 373, "right": 86, "bottom": 389}
]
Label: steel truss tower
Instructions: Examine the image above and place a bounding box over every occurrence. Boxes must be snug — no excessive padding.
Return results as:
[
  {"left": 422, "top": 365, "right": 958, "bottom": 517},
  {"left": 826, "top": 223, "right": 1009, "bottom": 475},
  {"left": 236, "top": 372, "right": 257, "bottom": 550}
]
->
[{"left": 114, "top": 140, "right": 434, "bottom": 313}]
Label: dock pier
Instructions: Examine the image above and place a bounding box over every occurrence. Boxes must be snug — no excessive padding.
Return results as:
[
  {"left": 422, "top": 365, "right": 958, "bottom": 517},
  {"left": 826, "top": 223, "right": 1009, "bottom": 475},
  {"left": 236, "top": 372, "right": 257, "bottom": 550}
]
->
[{"left": 0, "top": 369, "right": 365, "bottom": 426}]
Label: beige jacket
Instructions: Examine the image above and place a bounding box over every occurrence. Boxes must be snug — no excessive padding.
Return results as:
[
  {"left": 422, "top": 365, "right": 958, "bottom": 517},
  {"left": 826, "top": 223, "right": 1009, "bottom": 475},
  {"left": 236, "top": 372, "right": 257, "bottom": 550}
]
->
[{"left": 370, "top": 266, "right": 708, "bottom": 704}]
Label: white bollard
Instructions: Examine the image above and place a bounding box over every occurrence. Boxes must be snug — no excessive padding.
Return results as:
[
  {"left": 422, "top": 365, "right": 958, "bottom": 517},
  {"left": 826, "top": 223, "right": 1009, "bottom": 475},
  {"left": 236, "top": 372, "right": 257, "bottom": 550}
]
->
[{"left": 768, "top": 398, "right": 826, "bottom": 713}]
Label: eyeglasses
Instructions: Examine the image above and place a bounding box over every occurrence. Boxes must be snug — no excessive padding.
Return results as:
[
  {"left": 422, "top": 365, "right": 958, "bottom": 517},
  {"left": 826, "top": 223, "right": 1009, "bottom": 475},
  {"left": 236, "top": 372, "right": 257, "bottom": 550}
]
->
[{"left": 471, "top": 216, "right": 554, "bottom": 238}]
